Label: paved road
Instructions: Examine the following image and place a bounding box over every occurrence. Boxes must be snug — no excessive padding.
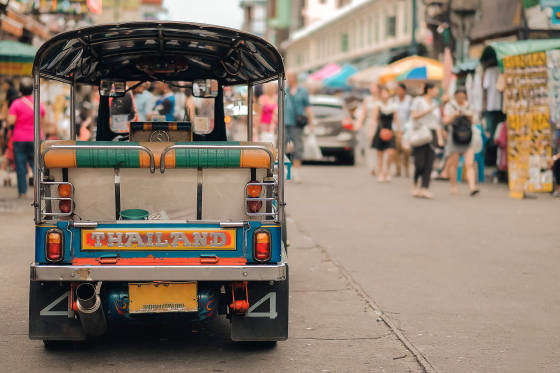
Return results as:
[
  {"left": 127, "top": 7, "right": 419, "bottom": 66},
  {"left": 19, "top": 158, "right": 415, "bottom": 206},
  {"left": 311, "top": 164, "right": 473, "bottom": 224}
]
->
[
  {"left": 0, "top": 170, "right": 422, "bottom": 372},
  {"left": 286, "top": 157, "right": 560, "bottom": 373}
]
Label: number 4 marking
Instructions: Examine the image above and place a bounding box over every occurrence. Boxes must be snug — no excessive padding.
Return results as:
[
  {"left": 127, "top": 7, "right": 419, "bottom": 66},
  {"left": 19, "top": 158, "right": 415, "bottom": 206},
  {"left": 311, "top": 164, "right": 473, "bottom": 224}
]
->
[
  {"left": 40, "top": 291, "right": 74, "bottom": 318},
  {"left": 246, "top": 292, "right": 277, "bottom": 319}
]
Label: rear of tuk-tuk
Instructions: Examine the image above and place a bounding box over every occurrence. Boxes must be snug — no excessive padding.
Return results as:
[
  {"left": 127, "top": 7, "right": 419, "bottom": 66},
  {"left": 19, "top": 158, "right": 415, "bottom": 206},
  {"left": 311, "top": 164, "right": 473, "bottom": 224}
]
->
[{"left": 29, "top": 22, "right": 289, "bottom": 344}]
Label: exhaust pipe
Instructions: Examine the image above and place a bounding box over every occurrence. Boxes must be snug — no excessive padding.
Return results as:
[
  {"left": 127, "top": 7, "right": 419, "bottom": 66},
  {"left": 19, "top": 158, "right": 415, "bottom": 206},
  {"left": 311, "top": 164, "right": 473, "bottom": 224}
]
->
[{"left": 76, "top": 283, "right": 107, "bottom": 337}]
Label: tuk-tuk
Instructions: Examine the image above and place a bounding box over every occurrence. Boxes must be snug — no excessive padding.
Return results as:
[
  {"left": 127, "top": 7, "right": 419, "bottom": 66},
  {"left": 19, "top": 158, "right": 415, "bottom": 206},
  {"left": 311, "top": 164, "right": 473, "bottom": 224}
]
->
[{"left": 29, "top": 21, "right": 288, "bottom": 344}]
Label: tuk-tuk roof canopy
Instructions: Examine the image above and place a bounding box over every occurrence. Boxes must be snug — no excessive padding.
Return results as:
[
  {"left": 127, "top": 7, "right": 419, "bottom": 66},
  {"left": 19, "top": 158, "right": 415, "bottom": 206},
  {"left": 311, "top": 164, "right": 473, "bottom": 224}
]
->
[{"left": 33, "top": 21, "right": 285, "bottom": 86}]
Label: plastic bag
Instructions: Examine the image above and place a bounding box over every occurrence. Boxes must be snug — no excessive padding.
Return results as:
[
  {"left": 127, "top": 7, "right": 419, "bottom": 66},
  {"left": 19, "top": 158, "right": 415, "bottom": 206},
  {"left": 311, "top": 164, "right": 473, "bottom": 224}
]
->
[
  {"left": 303, "top": 133, "right": 323, "bottom": 160},
  {"left": 471, "top": 125, "right": 483, "bottom": 154}
]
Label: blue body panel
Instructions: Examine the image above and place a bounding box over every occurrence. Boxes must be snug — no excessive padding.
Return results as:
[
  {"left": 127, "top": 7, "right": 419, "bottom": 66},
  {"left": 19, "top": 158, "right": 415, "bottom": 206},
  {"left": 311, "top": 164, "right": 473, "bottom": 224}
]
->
[{"left": 35, "top": 221, "right": 281, "bottom": 265}]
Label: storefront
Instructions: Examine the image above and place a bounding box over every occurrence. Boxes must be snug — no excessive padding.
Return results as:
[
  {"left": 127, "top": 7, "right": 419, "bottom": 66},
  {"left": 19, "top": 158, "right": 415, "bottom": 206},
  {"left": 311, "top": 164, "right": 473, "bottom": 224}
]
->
[{"left": 480, "top": 40, "right": 560, "bottom": 198}]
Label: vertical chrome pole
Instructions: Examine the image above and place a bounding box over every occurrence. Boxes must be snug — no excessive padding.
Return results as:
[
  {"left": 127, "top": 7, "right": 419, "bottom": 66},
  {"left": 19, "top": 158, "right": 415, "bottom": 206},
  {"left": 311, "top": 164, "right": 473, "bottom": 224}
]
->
[
  {"left": 277, "top": 75, "right": 285, "bottom": 224},
  {"left": 70, "top": 85, "right": 76, "bottom": 140},
  {"left": 33, "top": 72, "right": 41, "bottom": 223},
  {"left": 247, "top": 84, "right": 253, "bottom": 141}
]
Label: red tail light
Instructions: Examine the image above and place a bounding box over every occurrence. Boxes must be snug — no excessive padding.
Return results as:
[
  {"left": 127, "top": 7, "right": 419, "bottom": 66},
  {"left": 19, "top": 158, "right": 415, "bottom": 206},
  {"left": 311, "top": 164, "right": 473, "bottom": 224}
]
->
[
  {"left": 342, "top": 117, "right": 354, "bottom": 130},
  {"left": 59, "top": 200, "right": 73, "bottom": 214},
  {"left": 253, "top": 230, "right": 271, "bottom": 262},
  {"left": 46, "top": 230, "right": 63, "bottom": 262}
]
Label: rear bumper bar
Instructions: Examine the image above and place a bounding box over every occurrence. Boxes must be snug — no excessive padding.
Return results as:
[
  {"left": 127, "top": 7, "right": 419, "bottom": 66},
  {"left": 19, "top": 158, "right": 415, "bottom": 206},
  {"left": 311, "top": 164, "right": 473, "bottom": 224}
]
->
[{"left": 30, "top": 262, "right": 287, "bottom": 282}]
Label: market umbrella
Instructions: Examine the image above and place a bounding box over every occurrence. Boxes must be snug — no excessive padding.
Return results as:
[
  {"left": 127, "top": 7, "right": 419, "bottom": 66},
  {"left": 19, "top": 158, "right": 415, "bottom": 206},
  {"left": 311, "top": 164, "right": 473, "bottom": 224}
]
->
[
  {"left": 323, "top": 64, "right": 358, "bottom": 89},
  {"left": 308, "top": 63, "right": 341, "bottom": 81},
  {"left": 0, "top": 40, "right": 37, "bottom": 76},
  {"left": 347, "top": 65, "right": 388, "bottom": 88},
  {"left": 395, "top": 64, "right": 444, "bottom": 81},
  {"left": 378, "top": 56, "right": 443, "bottom": 84}
]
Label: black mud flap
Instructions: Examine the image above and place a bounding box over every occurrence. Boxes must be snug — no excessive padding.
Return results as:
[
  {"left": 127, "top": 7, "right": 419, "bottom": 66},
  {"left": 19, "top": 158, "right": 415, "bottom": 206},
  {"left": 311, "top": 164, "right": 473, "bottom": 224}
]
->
[
  {"left": 231, "top": 266, "right": 289, "bottom": 341},
  {"left": 29, "top": 281, "right": 87, "bottom": 341}
]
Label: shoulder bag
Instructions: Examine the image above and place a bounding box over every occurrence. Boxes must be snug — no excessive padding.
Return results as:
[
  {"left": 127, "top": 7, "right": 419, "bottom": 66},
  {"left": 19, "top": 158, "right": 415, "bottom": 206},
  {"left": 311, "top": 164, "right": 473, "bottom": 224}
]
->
[{"left": 409, "top": 123, "right": 432, "bottom": 147}]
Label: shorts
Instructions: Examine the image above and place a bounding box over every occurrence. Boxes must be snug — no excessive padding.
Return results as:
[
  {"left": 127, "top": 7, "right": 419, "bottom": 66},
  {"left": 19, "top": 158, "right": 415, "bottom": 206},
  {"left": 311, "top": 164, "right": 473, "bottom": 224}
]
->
[{"left": 286, "top": 125, "right": 304, "bottom": 161}]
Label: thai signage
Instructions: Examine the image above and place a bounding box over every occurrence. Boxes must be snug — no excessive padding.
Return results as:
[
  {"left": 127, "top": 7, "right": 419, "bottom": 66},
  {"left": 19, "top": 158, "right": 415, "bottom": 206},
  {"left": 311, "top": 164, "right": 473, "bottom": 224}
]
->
[{"left": 503, "top": 52, "right": 554, "bottom": 198}]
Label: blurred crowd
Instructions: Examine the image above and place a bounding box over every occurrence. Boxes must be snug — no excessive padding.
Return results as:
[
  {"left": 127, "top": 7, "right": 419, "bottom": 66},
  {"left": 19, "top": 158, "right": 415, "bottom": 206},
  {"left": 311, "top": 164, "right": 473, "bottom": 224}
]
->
[{"left": 353, "top": 81, "right": 486, "bottom": 199}]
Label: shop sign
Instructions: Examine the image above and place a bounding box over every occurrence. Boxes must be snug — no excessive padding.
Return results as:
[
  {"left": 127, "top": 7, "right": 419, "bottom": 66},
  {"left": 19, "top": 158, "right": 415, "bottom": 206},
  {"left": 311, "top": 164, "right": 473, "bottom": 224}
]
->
[
  {"left": 502, "top": 52, "right": 554, "bottom": 198},
  {"left": 552, "top": 7, "right": 560, "bottom": 25}
]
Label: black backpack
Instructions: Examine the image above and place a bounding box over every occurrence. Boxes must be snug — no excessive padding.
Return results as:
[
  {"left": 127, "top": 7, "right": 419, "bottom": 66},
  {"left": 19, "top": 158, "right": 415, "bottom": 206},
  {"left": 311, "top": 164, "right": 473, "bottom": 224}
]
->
[{"left": 451, "top": 104, "right": 472, "bottom": 145}]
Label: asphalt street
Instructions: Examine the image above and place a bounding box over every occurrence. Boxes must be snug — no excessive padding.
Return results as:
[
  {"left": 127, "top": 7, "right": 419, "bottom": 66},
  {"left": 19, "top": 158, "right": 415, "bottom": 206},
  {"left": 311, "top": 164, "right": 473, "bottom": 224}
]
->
[
  {"left": 0, "top": 165, "right": 421, "bottom": 372},
  {"left": 1, "top": 154, "right": 558, "bottom": 372},
  {"left": 286, "top": 156, "right": 560, "bottom": 373}
]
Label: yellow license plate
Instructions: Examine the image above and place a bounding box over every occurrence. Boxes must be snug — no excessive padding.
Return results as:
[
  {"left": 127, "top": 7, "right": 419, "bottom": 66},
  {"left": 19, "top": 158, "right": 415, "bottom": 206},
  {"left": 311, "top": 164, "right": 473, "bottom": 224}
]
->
[{"left": 128, "top": 282, "right": 198, "bottom": 313}]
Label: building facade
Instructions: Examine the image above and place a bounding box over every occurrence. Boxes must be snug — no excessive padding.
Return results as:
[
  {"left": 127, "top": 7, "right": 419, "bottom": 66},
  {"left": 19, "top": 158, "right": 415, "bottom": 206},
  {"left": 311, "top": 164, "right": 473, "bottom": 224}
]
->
[
  {"left": 282, "top": 0, "right": 426, "bottom": 73},
  {"left": 240, "top": 0, "right": 268, "bottom": 37}
]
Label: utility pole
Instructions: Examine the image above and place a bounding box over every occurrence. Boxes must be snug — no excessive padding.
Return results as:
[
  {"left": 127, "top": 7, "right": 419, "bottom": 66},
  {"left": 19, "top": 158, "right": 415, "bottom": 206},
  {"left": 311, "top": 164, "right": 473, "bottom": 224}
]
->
[{"left": 409, "top": 0, "right": 419, "bottom": 56}]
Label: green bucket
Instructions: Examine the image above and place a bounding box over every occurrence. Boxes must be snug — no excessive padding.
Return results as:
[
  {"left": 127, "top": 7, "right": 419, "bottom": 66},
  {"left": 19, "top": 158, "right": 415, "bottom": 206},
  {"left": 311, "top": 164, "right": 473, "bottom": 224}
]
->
[{"left": 120, "top": 209, "right": 150, "bottom": 220}]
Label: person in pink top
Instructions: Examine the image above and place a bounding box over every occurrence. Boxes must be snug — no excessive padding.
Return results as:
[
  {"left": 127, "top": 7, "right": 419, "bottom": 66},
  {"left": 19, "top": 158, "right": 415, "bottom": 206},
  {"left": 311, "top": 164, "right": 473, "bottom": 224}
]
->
[
  {"left": 255, "top": 82, "right": 278, "bottom": 137},
  {"left": 7, "top": 77, "right": 45, "bottom": 198}
]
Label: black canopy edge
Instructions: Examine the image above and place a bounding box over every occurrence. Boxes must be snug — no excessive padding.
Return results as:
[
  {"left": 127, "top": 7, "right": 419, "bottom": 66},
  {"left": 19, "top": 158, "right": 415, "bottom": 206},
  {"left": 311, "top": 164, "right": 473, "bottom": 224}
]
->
[{"left": 33, "top": 21, "right": 285, "bottom": 87}]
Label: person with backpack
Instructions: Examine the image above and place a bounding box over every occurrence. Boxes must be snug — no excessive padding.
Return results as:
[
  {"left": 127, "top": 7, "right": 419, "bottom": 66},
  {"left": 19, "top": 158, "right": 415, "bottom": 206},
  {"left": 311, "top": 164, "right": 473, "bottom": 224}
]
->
[{"left": 443, "top": 86, "right": 479, "bottom": 196}]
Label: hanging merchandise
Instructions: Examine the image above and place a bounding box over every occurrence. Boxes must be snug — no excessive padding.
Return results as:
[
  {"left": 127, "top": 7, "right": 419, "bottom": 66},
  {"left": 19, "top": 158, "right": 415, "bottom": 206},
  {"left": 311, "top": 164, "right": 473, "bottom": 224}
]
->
[{"left": 503, "top": 52, "right": 553, "bottom": 198}]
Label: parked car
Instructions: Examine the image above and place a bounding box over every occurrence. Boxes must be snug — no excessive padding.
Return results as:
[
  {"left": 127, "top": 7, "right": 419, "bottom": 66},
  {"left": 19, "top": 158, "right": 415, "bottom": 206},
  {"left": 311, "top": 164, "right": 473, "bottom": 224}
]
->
[{"left": 304, "top": 95, "right": 356, "bottom": 165}]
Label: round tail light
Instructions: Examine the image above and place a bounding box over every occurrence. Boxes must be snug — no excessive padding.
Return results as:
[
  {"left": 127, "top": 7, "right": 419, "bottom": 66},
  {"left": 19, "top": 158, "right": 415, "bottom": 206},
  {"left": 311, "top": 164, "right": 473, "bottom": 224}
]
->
[
  {"left": 247, "top": 182, "right": 262, "bottom": 198},
  {"left": 59, "top": 200, "right": 73, "bottom": 214},
  {"left": 58, "top": 184, "right": 72, "bottom": 198}
]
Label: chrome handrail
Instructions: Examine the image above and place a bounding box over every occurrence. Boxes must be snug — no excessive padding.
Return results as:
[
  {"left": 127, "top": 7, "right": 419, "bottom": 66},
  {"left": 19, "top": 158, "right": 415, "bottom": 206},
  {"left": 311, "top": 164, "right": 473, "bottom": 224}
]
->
[
  {"left": 40, "top": 144, "right": 156, "bottom": 173},
  {"left": 159, "top": 144, "right": 275, "bottom": 173}
]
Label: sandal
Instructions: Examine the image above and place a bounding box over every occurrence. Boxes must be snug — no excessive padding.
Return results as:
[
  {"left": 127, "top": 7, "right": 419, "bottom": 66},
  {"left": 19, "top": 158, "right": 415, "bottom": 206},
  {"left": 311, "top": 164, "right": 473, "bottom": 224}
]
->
[
  {"left": 418, "top": 191, "right": 434, "bottom": 199},
  {"left": 470, "top": 190, "right": 480, "bottom": 197}
]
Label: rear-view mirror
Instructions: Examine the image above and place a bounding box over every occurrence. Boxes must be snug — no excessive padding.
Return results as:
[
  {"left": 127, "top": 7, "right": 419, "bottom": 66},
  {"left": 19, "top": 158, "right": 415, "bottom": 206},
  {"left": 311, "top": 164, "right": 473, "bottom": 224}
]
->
[
  {"left": 100, "top": 80, "right": 126, "bottom": 97},
  {"left": 193, "top": 79, "right": 219, "bottom": 98}
]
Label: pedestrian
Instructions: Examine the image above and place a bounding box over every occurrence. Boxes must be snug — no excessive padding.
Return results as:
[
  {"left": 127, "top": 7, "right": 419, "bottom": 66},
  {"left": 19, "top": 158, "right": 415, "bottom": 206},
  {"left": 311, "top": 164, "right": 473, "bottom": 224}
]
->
[
  {"left": 149, "top": 81, "right": 175, "bottom": 121},
  {"left": 392, "top": 83, "right": 412, "bottom": 177},
  {"left": 134, "top": 82, "right": 155, "bottom": 122},
  {"left": 256, "top": 82, "right": 278, "bottom": 141},
  {"left": 184, "top": 88, "right": 196, "bottom": 121},
  {"left": 284, "top": 70, "right": 314, "bottom": 184},
  {"left": 443, "top": 86, "right": 479, "bottom": 196},
  {"left": 110, "top": 83, "right": 137, "bottom": 132},
  {"left": 6, "top": 77, "right": 45, "bottom": 198},
  {"left": 410, "top": 82, "right": 443, "bottom": 199},
  {"left": 548, "top": 152, "right": 560, "bottom": 197},
  {"left": 370, "top": 86, "right": 400, "bottom": 182},
  {"left": 356, "top": 82, "right": 380, "bottom": 175}
]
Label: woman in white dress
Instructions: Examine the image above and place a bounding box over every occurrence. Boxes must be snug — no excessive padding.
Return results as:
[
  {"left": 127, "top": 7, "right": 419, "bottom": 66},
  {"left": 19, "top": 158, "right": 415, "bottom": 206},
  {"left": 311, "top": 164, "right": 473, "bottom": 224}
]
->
[{"left": 356, "top": 82, "right": 380, "bottom": 175}]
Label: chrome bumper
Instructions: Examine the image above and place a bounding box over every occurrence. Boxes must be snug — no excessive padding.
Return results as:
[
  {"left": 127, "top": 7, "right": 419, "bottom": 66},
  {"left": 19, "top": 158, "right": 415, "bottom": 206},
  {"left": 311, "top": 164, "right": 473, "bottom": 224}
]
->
[{"left": 30, "top": 262, "right": 287, "bottom": 282}]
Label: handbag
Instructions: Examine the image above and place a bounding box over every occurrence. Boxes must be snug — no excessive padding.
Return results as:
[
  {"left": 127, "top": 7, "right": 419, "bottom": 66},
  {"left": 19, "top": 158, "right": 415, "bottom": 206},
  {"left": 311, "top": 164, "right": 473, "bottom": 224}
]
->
[
  {"left": 295, "top": 114, "right": 308, "bottom": 128},
  {"left": 379, "top": 128, "right": 393, "bottom": 142},
  {"left": 409, "top": 125, "right": 433, "bottom": 147}
]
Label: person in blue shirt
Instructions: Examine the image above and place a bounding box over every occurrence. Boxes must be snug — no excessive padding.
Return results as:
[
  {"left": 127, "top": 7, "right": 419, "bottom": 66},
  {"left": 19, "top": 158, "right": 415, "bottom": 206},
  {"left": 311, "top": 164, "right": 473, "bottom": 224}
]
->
[
  {"left": 149, "top": 81, "right": 175, "bottom": 121},
  {"left": 134, "top": 82, "right": 155, "bottom": 122},
  {"left": 285, "top": 71, "right": 314, "bottom": 183}
]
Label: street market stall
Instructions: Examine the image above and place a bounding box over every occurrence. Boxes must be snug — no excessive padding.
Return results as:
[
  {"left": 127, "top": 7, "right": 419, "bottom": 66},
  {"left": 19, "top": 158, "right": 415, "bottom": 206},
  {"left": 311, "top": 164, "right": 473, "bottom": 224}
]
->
[
  {"left": 481, "top": 40, "right": 560, "bottom": 198},
  {"left": 0, "top": 40, "right": 37, "bottom": 76}
]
